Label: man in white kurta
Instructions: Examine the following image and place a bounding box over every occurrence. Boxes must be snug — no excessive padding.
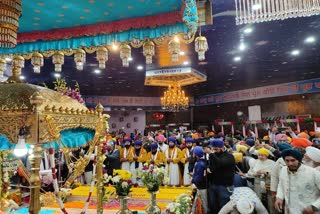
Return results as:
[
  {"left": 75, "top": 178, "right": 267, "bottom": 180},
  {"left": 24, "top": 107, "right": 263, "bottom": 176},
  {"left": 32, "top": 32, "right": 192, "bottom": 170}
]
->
[
  {"left": 304, "top": 146, "right": 320, "bottom": 171},
  {"left": 276, "top": 149, "right": 320, "bottom": 213},
  {"left": 164, "top": 137, "right": 181, "bottom": 186}
]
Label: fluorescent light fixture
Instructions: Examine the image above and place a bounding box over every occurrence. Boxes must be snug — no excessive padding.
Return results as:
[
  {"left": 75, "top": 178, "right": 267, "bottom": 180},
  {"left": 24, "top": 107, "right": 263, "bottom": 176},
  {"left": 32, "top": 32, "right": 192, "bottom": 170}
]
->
[
  {"left": 234, "top": 56, "right": 241, "bottom": 62},
  {"left": 20, "top": 75, "right": 25, "bottom": 80},
  {"left": 179, "top": 51, "right": 185, "bottom": 56},
  {"left": 291, "top": 50, "right": 300, "bottom": 56},
  {"left": 244, "top": 28, "right": 253, "bottom": 34},
  {"left": 94, "top": 69, "right": 101, "bottom": 74},
  {"left": 137, "top": 65, "right": 143, "bottom": 70},
  {"left": 54, "top": 73, "right": 61, "bottom": 78},
  {"left": 239, "top": 43, "right": 246, "bottom": 51},
  {"left": 305, "top": 36, "right": 316, "bottom": 43},
  {"left": 128, "top": 57, "right": 133, "bottom": 61},
  {"left": 183, "top": 61, "right": 189, "bottom": 65}
]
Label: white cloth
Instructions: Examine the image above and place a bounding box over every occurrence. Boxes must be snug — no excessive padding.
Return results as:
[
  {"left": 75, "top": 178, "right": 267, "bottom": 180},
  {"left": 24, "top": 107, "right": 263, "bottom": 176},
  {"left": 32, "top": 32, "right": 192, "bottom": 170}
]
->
[
  {"left": 121, "top": 147, "right": 132, "bottom": 171},
  {"left": 84, "top": 171, "right": 93, "bottom": 184},
  {"left": 165, "top": 147, "right": 180, "bottom": 186},
  {"left": 270, "top": 158, "right": 286, "bottom": 192},
  {"left": 158, "top": 143, "right": 168, "bottom": 153},
  {"left": 183, "top": 148, "right": 192, "bottom": 186},
  {"left": 218, "top": 187, "right": 268, "bottom": 214},
  {"left": 277, "top": 165, "right": 320, "bottom": 213}
]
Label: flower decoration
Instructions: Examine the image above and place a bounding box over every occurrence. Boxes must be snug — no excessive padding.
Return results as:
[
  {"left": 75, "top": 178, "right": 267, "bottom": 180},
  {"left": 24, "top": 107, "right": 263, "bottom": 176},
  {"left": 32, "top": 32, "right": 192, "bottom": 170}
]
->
[
  {"left": 53, "top": 78, "right": 85, "bottom": 104},
  {"left": 139, "top": 163, "right": 165, "bottom": 192},
  {"left": 165, "top": 193, "right": 192, "bottom": 214},
  {"left": 104, "top": 170, "right": 134, "bottom": 197}
]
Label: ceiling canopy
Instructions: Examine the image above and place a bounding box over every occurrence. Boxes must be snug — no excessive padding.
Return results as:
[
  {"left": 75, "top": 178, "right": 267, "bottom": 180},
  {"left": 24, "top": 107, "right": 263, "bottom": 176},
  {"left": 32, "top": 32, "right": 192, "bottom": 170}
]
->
[{"left": 0, "top": 0, "right": 198, "bottom": 54}]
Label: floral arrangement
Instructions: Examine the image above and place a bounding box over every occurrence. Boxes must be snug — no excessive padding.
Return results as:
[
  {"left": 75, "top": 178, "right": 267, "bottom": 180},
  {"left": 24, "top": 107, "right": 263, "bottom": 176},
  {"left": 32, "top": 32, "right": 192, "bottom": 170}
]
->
[
  {"left": 139, "top": 163, "right": 165, "bottom": 192},
  {"left": 52, "top": 78, "right": 85, "bottom": 104},
  {"left": 104, "top": 169, "right": 134, "bottom": 197},
  {"left": 165, "top": 193, "right": 192, "bottom": 214}
]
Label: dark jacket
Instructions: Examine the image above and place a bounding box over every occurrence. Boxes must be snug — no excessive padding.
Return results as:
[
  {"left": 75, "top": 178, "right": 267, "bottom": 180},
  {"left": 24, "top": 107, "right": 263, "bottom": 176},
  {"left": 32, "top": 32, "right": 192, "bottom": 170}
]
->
[
  {"left": 192, "top": 158, "right": 207, "bottom": 189},
  {"left": 207, "top": 150, "right": 235, "bottom": 186},
  {"left": 103, "top": 148, "right": 121, "bottom": 175}
]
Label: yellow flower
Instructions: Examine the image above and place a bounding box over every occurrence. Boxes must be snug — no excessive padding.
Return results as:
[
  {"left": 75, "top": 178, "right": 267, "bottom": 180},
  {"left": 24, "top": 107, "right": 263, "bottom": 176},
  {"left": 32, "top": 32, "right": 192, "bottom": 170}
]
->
[{"left": 113, "top": 169, "right": 132, "bottom": 180}]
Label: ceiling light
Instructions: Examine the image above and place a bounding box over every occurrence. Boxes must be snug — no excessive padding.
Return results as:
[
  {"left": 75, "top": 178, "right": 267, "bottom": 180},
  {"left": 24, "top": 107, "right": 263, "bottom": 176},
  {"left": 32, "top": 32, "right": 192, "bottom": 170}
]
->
[
  {"left": 252, "top": 4, "right": 261, "bottom": 10},
  {"left": 179, "top": 51, "right": 185, "bottom": 56},
  {"left": 239, "top": 43, "right": 246, "bottom": 51},
  {"left": 128, "top": 57, "right": 133, "bottom": 61},
  {"left": 291, "top": 50, "right": 300, "bottom": 56},
  {"left": 305, "top": 36, "right": 316, "bottom": 43},
  {"left": 54, "top": 73, "right": 61, "bottom": 78},
  {"left": 137, "top": 65, "right": 143, "bottom": 70},
  {"left": 183, "top": 61, "right": 189, "bottom": 65},
  {"left": 94, "top": 69, "right": 101, "bottom": 74},
  {"left": 112, "top": 43, "right": 118, "bottom": 50},
  {"left": 5, "top": 57, "right": 12, "bottom": 62},
  {"left": 20, "top": 75, "right": 25, "bottom": 80},
  {"left": 234, "top": 56, "right": 241, "bottom": 62},
  {"left": 244, "top": 28, "right": 253, "bottom": 34},
  {"left": 174, "top": 36, "right": 179, "bottom": 42}
]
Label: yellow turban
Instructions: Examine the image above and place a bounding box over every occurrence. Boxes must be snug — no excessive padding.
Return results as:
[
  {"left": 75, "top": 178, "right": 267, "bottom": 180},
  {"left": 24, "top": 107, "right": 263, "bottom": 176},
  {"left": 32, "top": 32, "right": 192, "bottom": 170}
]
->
[
  {"left": 236, "top": 145, "right": 248, "bottom": 153},
  {"left": 233, "top": 152, "right": 243, "bottom": 163},
  {"left": 257, "top": 148, "right": 270, "bottom": 157},
  {"left": 287, "top": 136, "right": 292, "bottom": 142}
]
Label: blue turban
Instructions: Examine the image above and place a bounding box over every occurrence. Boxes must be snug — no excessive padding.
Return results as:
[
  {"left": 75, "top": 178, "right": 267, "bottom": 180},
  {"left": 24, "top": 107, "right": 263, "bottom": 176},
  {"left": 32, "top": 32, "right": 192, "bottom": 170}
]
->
[
  {"left": 193, "top": 146, "right": 204, "bottom": 157},
  {"left": 134, "top": 140, "right": 142, "bottom": 146},
  {"left": 281, "top": 148, "right": 303, "bottom": 162},
  {"left": 209, "top": 139, "right": 224, "bottom": 148},
  {"left": 168, "top": 137, "right": 176, "bottom": 143},
  {"left": 245, "top": 138, "right": 255, "bottom": 147},
  {"left": 277, "top": 142, "right": 292, "bottom": 151},
  {"left": 185, "top": 137, "right": 194, "bottom": 143},
  {"left": 150, "top": 143, "right": 158, "bottom": 150}
]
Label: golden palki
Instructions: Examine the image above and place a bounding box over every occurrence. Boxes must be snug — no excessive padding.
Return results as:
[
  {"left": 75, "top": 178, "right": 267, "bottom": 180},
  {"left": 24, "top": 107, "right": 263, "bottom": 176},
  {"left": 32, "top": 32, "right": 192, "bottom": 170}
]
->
[{"left": 161, "top": 85, "right": 189, "bottom": 112}]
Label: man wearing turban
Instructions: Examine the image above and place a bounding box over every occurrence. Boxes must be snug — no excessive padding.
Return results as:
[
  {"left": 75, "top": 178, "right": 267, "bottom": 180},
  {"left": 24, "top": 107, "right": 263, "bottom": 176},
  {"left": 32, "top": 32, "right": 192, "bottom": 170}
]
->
[
  {"left": 275, "top": 149, "right": 320, "bottom": 213},
  {"left": 145, "top": 143, "right": 165, "bottom": 167}
]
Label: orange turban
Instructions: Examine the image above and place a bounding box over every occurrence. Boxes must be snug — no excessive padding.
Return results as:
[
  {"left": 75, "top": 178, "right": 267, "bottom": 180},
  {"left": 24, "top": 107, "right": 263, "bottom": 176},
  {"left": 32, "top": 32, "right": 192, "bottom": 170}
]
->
[
  {"left": 298, "top": 132, "right": 309, "bottom": 139},
  {"left": 291, "top": 138, "right": 312, "bottom": 148},
  {"left": 263, "top": 135, "right": 269, "bottom": 141},
  {"left": 309, "top": 131, "right": 316, "bottom": 137}
]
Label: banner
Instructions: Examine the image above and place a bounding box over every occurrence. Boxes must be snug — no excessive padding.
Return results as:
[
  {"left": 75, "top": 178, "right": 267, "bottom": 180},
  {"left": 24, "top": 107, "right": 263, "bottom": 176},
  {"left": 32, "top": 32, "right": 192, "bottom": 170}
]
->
[
  {"left": 84, "top": 96, "right": 161, "bottom": 107},
  {"left": 196, "top": 78, "right": 320, "bottom": 106}
]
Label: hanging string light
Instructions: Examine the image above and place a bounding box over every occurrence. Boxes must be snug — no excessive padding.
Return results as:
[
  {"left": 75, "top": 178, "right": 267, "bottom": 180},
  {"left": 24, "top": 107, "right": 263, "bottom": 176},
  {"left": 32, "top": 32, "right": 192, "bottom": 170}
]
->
[
  {"left": 160, "top": 85, "right": 189, "bottom": 112},
  {"left": 0, "top": 0, "right": 22, "bottom": 48},
  {"left": 52, "top": 51, "right": 64, "bottom": 72},
  {"left": 168, "top": 36, "right": 181, "bottom": 62},
  {"left": 120, "top": 44, "right": 131, "bottom": 67},
  {"left": 235, "top": 0, "right": 320, "bottom": 25},
  {"left": 31, "top": 53, "right": 44, "bottom": 74},
  {"left": 143, "top": 41, "right": 155, "bottom": 64},
  {"left": 0, "top": 59, "right": 6, "bottom": 78},
  {"left": 74, "top": 48, "right": 86, "bottom": 70},
  {"left": 96, "top": 46, "right": 108, "bottom": 69}
]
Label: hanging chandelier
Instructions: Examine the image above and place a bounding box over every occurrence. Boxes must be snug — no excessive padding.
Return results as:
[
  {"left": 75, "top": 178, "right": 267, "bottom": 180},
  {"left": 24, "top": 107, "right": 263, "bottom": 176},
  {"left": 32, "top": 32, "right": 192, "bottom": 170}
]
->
[
  {"left": 0, "top": 58, "right": 6, "bottom": 78},
  {"left": 0, "top": 0, "right": 22, "bottom": 48},
  {"left": 74, "top": 48, "right": 86, "bottom": 70},
  {"left": 235, "top": 0, "right": 320, "bottom": 25},
  {"left": 160, "top": 85, "right": 189, "bottom": 112},
  {"left": 120, "top": 44, "right": 131, "bottom": 67},
  {"left": 31, "top": 52, "right": 44, "bottom": 74},
  {"left": 143, "top": 41, "right": 155, "bottom": 64},
  {"left": 96, "top": 46, "right": 108, "bottom": 69},
  {"left": 195, "top": 34, "right": 208, "bottom": 61},
  {"left": 52, "top": 51, "right": 64, "bottom": 72},
  {"left": 168, "top": 37, "right": 181, "bottom": 62}
]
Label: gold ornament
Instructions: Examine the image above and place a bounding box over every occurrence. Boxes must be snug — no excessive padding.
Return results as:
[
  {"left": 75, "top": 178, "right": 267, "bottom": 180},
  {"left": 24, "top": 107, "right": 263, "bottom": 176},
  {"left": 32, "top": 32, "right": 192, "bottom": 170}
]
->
[
  {"left": 12, "top": 55, "right": 24, "bottom": 73},
  {"left": 119, "top": 44, "right": 131, "bottom": 67},
  {"left": 195, "top": 35, "right": 208, "bottom": 61},
  {"left": 52, "top": 51, "right": 64, "bottom": 72},
  {"left": 0, "top": 59, "right": 6, "bottom": 78},
  {"left": 168, "top": 37, "right": 180, "bottom": 62},
  {"left": 74, "top": 48, "right": 86, "bottom": 70},
  {"left": 31, "top": 53, "right": 44, "bottom": 74},
  {"left": 143, "top": 41, "right": 155, "bottom": 64},
  {"left": 0, "top": 0, "right": 22, "bottom": 48},
  {"left": 96, "top": 46, "right": 108, "bottom": 69}
]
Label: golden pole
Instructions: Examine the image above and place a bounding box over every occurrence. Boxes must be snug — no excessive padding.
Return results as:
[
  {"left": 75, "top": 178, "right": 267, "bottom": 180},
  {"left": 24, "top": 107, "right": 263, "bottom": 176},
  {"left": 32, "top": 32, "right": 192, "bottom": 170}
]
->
[
  {"left": 29, "top": 92, "right": 45, "bottom": 214},
  {"left": 95, "top": 104, "right": 105, "bottom": 214},
  {"left": 28, "top": 146, "right": 42, "bottom": 214}
]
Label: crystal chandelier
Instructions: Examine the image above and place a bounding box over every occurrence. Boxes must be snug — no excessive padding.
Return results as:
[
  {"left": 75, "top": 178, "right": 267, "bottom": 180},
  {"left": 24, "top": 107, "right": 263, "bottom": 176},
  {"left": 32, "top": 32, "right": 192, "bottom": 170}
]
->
[
  {"left": 0, "top": 0, "right": 22, "bottom": 48},
  {"left": 96, "top": 46, "right": 108, "bottom": 69},
  {"left": 168, "top": 37, "right": 181, "bottom": 62},
  {"left": 74, "top": 48, "right": 86, "bottom": 70},
  {"left": 235, "top": 0, "right": 320, "bottom": 25},
  {"left": 195, "top": 34, "right": 208, "bottom": 61},
  {"left": 143, "top": 41, "right": 155, "bottom": 64},
  {"left": 120, "top": 44, "right": 131, "bottom": 67},
  {"left": 161, "top": 85, "right": 189, "bottom": 112}
]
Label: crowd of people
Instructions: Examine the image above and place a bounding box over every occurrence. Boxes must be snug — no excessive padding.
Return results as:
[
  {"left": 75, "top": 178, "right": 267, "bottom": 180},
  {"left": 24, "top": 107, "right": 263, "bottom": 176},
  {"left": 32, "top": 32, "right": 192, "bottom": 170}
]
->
[
  {"left": 99, "top": 127, "right": 320, "bottom": 214},
  {"left": 33, "top": 126, "right": 320, "bottom": 214}
]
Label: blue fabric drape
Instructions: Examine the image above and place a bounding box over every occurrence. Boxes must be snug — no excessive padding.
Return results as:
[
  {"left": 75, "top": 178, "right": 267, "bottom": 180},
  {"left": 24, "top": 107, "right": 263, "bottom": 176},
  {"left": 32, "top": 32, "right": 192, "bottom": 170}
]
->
[
  {"left": 0, "top": 135, "right": 14, "bottom": 150},
  {"left": 42, "top": 128, "right": 95, "bottom": 150}
]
